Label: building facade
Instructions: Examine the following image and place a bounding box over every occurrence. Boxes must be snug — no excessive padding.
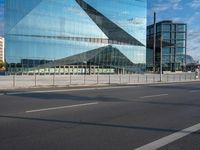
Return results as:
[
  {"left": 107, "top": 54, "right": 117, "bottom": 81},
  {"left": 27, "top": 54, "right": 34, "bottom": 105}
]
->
[
  {"left": 147, "top": 20, "right": 187, "bottom": 72},
  {"left": 5, "top": 0, "right": 147, "bottom": 74},
  {"left": 0, "top": 37, "right": 4, "bottom": 62}
]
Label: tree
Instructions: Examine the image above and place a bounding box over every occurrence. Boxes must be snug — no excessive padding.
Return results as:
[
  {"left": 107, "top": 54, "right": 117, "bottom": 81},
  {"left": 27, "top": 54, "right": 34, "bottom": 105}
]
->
[{"left": 0, "top": 60, "right": 4, "bottom": 70}]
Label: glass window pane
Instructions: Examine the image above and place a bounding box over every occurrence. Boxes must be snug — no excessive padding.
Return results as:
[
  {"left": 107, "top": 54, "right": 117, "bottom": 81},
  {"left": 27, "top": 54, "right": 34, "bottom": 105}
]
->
[
  {"left": 163, "top": 47, "right": 170, "bottom": 55},
  {"left": 176, "top": 40, "right": 185, "bottom": 47},
  {"left": 163, "top": 32, "right": 170, "bottom": 39},
  {"left": 176, "top": 24, "right": 186, "bottom": 32},
  {"left": 162, "top": 24, "right": 171, "bottom": 31},
  {"left": 176, "top": 33, "right": 185, "bottom": 39}
]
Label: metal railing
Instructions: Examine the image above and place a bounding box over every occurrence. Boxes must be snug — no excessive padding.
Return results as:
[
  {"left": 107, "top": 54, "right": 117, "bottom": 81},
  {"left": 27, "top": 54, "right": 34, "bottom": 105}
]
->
[{"left": 0, "top": 72, "right": 199, "bottom": 89}]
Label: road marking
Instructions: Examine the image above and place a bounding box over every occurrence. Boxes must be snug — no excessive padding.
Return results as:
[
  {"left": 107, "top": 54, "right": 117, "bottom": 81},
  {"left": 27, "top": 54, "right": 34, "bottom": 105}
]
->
[
  {"left": 189, "top": 90, "right": 200, "bottom": 93},
  {"left": 140, "top": 94, "right": 168, "bottom": 99},
  {"left": 26, "top": 102, "right": 98, "bottom": 113},
  {"left": 4, "top": 86, "right": 138, "bottom": 96},
  {"left": 134, "top": 123, "right": 200, "bottom": 150}
]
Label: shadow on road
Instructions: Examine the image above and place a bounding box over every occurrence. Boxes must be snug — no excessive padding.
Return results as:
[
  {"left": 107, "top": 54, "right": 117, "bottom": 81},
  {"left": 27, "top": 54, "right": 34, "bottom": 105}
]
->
[
  {"left": 150, "top": 83, "right": 200, "bottom": 91},
  {"left": 7, "top": 92, "right": 125, "bottom": 102},
  {"left": 134, "top": 100, "right": 200, "bottom": 108},
  {"left": 0, "top": 115, "right": 200, "bottom": 135}
]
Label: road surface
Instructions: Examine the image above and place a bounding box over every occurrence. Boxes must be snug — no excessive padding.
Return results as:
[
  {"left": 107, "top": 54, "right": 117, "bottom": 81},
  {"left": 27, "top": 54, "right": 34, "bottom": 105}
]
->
[{"left": 0, "top": 82, "right": 200, "bottom": 150}]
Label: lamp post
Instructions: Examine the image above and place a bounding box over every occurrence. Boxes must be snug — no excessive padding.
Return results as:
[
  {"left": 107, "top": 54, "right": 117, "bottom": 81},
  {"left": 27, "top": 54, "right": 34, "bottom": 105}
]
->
[
  {"left": 153, "top": 12, "right": 156, "bottom": 72},
  {"left": 160, "top": 35, "right": 163, "bottom": 82}
]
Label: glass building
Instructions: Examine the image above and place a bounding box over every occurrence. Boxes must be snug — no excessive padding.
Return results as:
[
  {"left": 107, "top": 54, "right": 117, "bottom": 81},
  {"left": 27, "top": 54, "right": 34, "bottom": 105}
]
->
[
  {"left": 5, "top": 0, "right": 147, "bottom": 74},
  {"left": 147, "top": 20, "right": 187, "bottom": 72}
]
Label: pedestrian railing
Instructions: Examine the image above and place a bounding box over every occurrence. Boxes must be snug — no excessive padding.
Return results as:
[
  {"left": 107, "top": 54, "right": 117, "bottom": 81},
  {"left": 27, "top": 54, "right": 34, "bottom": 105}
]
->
[{"left": 0, "top": 73, "right": 199, "bottom": 89}]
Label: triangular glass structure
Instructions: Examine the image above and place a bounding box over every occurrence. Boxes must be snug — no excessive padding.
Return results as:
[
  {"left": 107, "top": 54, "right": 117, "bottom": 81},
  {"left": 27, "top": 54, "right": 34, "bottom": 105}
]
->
[
  {"left": 7, "top": 0, "right": 108, "bottom": 39},
  {"left": 5, "top": 0, "right": 42, "bottom": 33},
  {"left": 76, "top": 0, "right": 144, "bottom": 46},
  {"left": 5, "top": 0, "right": 110, "bottom": 61},
  {"left": 41, "top": 45, "right": 134, "bottom": 68}
]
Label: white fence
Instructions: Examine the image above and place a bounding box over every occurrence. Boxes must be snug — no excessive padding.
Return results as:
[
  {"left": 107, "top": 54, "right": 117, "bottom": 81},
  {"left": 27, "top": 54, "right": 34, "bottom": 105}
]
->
[{"left": 0, "top": 73, "right": 199, "bottom": 89}]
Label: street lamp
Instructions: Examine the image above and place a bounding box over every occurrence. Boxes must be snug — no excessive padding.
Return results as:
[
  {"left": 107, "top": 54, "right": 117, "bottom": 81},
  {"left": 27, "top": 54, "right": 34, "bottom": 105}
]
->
[{"left": 160, "top": 35, "right": 163, "bottom": 82}]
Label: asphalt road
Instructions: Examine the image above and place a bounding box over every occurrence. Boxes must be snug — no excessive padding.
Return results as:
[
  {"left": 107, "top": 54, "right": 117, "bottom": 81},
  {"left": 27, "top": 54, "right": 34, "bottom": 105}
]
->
[{"left": 0, "top": 82, "right": 200, "bottom": 150}]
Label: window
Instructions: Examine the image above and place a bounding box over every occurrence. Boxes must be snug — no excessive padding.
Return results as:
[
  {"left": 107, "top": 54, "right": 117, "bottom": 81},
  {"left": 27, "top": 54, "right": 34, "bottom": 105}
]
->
[
  {"left": 163, "top": 32, "right": 170, "bottom": 40},
  {"left": 176, "top": 24, "right": 186, "bottom": 32},
  {"left": 176, "top": 40, "right": 185, "bottom": 47},
  {"left": 163, "top": 47, "right": 170, "bottom": 55},
  {"left": 157, "top": 25, "right": 161, "bottom": 32},
  {"left": 171, "top": 33, "right": 175, "bottom": 39},
  {"left": 172, "top": 25, "right": 176, "bottom": 32},
  {"left": 176, "top": 48, "right": 185, "bottom": 55},
  {"left": 162, "top": 24, "right": 171, "bottom": 32},
  {"left": 176, "top": 33, "right": 185, "bottom": 39}
]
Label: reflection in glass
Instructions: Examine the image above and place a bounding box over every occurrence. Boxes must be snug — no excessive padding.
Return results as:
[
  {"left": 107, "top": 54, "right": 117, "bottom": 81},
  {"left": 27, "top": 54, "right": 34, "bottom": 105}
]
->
[{"left": 5, "top": 0, "right": 147, "bottom": 74}]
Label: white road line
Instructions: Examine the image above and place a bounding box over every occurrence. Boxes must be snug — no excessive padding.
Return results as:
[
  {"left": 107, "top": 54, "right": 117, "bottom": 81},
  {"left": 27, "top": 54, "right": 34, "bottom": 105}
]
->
[
  {"left": 140, "top": 94, "right": 168, "bottom": 99},
  {"left": 134, "top": 123, "right": 200, "bottom": 150},
  {"left": 26, "top": 102, "right": 98, "bottom": 113},
  {"left": 6, "top": 86, "right": 138, "bottom": 96}
]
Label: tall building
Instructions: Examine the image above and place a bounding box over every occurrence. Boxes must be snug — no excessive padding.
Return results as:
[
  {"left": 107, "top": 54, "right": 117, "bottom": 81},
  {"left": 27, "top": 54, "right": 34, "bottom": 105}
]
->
[
  {"left": 5, "top": 0, "right": 147, "bottom": 74},
  {"left": 147, "top": 20, "right": 187, "bottom": 72},
  {"left": 0, "top": 37, "right": 4, "bottom": 62}
]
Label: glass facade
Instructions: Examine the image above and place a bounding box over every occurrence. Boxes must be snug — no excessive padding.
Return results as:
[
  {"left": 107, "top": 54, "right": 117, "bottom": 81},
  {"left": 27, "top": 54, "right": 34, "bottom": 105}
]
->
[
  {"left": 147, "top": 20, "right": 187, "bottom": 71},
  {"left": 5, "top": 0, "right": 147, "bottom": 74}
]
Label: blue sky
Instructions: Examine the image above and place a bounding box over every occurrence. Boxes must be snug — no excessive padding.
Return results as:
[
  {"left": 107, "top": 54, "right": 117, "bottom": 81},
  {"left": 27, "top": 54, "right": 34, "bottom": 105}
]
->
[
  {"left": 0, "top": 0, "right": 3, "bottom": 36},
  {"left": 148, "top": 0, "right": 200, "bottom": 60},
  {"left": 0, "top": 0, "right": 199, "bottom": 60}
]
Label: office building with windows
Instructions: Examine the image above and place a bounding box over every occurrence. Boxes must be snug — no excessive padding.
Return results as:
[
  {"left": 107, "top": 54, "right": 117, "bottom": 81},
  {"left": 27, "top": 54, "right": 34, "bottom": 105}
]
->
[
  {"left": 147, "top": 20, "right": 187, "bottom": 71},
  {"left": 5, "top": 0, "right": 147, "bottom": 74},
  {"left": 0, "top": 37, "right": 4, "bottom": 62}
]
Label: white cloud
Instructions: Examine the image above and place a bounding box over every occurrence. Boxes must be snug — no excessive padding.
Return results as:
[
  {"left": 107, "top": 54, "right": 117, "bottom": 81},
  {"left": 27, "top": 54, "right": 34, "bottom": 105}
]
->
[
  {"left": 169, "top": 0, "right": 183, "bottom": 9},
  {"left": 181, "top": 12, "right": 200, "bottom": 27},
  {"left": 150, "top": 0, "right": 182, "bottom": 14},
  {"left": 187, "top": 30, "right": 200, "bottom": 61},
  {"left": 190, "top": 0, "right": 200, "bottom": 9},
  {"left": 128, "top": 17, "right": 146, "bottom": 25}
]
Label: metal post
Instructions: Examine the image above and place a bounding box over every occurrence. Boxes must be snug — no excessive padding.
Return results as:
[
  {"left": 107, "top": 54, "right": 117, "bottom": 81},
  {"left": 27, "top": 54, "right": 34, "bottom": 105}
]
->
[
  {"left": 97, "top": 66, "right": 99, "bottom": 84},
  {"left": 167, "top": 74, "right": 169, "bottom": 82},
  {"left": 34, "top": 73, "right": 37, "bottom": 87},
  {"left": 185, "top": 25, "right": 187, "bottom": 72},
  {"left": 97, "top": 74, "right": 99, "bottom": 85},
  {"left": 70, "top": 73, "right": 72, "bottom": 85},
  {"left": 199, "top": 71, "right": 200, "bottom": 80},
  {"left": 120, "top": 74, "right": 122, "bottom": 84},
  {"left": 109, "top": 73, "right": 111, "bottom": 85},
  {"left": 160, "top": 36, "right": 163, "bottom": 82},
  {"left": 185, "top": 72, "right": 187, "bottom": 80},
  {"left": 83, "top": 74, "right": 86, "bottom": 85},
  {"left": 146, "top": 75, "right": 148, "bottom": 83},
  {"left": 13, "top": 74, "right": 15, "bottom": 87},
  {"left": 153, "top": 12, "right": 156, "bottom": 72},
  {"left": 53, "top": 73, "right": 55, "bottom": 86}
]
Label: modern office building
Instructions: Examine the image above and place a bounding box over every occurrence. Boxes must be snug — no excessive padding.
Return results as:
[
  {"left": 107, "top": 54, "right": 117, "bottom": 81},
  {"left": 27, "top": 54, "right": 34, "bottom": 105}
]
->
[
  {"left": 0, "top": 37, "right": 4, "bottom": 62},
  {"left": 5, "top": 0, "right": 147, "bottom": 74},
  {"left": 147, "top": 20, "right": 187, "bottom": 71}
]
